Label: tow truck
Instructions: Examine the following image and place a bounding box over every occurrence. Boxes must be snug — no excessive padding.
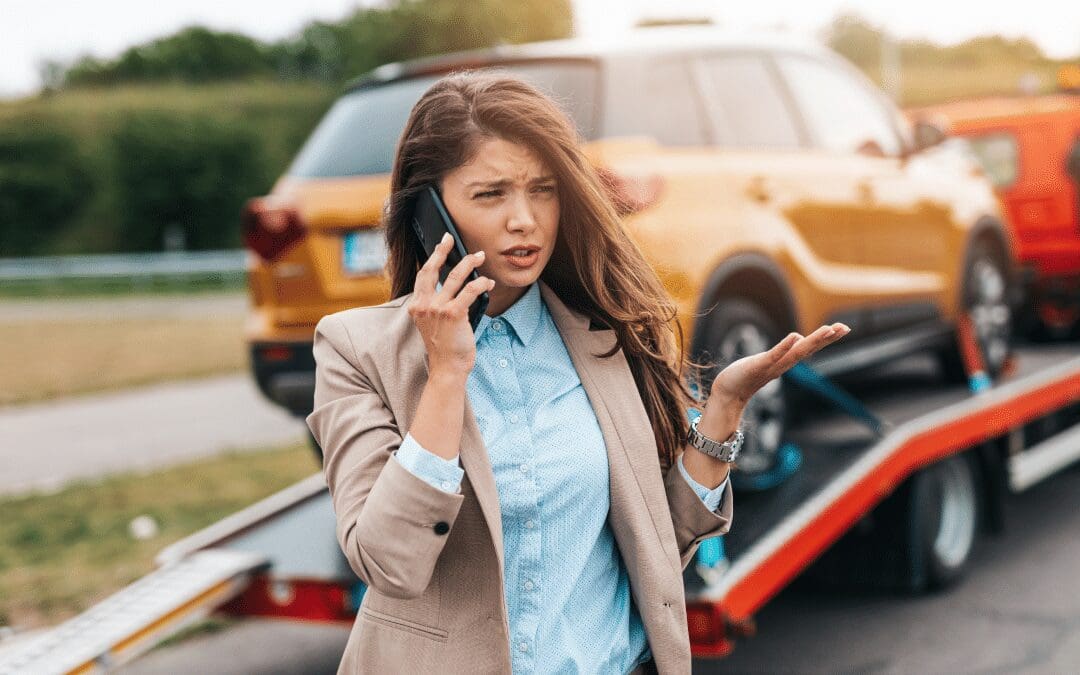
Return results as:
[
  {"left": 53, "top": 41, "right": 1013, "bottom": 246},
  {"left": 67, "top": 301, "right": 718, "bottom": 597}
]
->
[{"left": 3, "top": 322, "right": 1080, "bottom": 673}]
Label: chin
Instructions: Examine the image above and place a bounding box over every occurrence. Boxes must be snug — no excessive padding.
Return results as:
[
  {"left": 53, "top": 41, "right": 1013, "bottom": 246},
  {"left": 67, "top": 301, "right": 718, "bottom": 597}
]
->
[{"left": 496, "top": 268, "right": 544, "bottom": 288}]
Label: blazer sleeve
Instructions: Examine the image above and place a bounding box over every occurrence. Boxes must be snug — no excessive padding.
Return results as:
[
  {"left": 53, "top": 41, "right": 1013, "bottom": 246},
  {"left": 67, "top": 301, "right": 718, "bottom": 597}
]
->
[
  {"left": 663, "top": 454, "right": 734, "bottom": 570},
  {"left": 306, "top": 313, "right": 465, "bottom": 599}
]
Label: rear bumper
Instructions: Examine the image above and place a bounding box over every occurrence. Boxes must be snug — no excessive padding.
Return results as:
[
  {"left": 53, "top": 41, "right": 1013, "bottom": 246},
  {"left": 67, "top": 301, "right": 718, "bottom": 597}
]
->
[{"left": 250, "top": 342, "right": 315, "bottom": 417}]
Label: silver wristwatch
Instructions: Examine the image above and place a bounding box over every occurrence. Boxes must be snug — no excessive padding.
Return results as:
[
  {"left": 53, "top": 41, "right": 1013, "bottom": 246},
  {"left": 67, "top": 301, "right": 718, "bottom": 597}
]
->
[{"left": 686, "top": 416, "right": 743, "bottom": 463}]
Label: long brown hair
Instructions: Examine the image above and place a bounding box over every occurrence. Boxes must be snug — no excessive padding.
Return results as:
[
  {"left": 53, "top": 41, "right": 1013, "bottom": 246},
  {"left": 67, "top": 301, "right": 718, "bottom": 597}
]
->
[{"left": 384, "top": 70, "right": 696, "bottom": 469}]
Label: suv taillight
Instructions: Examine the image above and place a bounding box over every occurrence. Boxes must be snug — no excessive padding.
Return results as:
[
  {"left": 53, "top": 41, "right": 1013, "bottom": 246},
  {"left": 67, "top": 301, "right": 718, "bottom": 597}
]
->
[
  {"left": 595, "top": 166, "right": 664, "bottom": 216},
  {"left": 242, "top": 196, "right": 305, "bottom": 261}
]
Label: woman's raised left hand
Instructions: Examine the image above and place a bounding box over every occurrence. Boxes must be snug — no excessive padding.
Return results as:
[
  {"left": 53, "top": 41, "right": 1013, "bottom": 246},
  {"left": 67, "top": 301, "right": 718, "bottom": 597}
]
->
[
  {"left": 708, "top": 322, "right": 851, "bottom": 408},
  {"left": 685, "top": 322, "right": 851, "bottom": 485}
]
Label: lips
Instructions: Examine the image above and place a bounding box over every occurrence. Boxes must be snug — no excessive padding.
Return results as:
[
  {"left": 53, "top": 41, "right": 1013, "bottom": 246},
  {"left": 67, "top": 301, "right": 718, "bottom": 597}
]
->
[
  {"left": 501, "top": 245, "right": 541, "bottom": 256},
  {"left": 501, "top": 245, "right": 541, "bottom": 268}
]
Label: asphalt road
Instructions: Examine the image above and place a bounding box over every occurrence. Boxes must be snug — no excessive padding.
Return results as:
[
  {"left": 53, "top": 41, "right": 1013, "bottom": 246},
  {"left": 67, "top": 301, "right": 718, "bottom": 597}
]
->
[
  {"left": 0, "top": 292, "right": 309, "bottom": 496},
  {"left": 122, "top": 458, "right": 1080, "bottom": 674},
  {"left": 0, "top": 373, "right": 309, "bottom": 496}
]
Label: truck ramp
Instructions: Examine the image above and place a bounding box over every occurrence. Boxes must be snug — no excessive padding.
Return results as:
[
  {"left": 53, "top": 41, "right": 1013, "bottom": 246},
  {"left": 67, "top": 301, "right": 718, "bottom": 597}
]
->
[{"left": 0, "top": 549, "right": 267, "bottom": 675}]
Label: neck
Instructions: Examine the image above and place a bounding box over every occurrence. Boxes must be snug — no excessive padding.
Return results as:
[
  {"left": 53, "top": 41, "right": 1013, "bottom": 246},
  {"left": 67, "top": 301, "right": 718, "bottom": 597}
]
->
[{"left": 484, "top": 284, "right": 529, "bottom": 316}]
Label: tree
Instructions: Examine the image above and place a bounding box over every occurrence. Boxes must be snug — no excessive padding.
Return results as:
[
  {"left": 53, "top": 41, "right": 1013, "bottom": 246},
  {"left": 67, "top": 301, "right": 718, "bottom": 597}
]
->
[
  {"left": 820, "top": 12, "right": 885, "bottom": 71},
  {"left": 56, "top": 0, "right": 574, "bottom": 89}
]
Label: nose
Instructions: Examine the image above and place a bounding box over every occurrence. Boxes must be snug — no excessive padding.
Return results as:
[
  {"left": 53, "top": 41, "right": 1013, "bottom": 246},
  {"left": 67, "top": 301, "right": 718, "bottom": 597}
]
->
[{"left": 506, "top": 191, "right": 537, "bottom": 233}]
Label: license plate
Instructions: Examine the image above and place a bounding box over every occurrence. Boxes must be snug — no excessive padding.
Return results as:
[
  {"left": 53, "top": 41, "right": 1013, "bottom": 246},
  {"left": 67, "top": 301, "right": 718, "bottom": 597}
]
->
[{"left": 342, "top": 229, "right": 388, "bottom": 275}]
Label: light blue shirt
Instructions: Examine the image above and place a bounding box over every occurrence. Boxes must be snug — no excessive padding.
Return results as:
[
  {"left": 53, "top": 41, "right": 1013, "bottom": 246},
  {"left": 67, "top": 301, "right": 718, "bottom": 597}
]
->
[{"left": 394, "top": 282, "right": 728, "bottom": 674}]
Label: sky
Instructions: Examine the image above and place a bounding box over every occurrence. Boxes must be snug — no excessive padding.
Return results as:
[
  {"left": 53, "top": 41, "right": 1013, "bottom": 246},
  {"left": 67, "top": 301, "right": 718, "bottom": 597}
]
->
[{"left": 2, "top": 0, "right": 1078, "bottom": 99}]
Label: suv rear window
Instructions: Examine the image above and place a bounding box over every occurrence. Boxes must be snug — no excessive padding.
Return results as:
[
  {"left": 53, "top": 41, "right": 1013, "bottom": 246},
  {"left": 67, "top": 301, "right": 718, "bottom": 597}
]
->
[
  {"left": 288, "top": 61, "right": 599, "bottom": 178},
  {"left": 697, "top": 53, "right": 803, "bottom": 150}
]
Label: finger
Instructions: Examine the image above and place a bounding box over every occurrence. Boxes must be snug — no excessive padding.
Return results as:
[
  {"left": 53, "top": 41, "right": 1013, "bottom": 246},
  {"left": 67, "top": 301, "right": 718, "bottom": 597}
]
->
[
  {"left": 747, "top": 332, "right": 800, "bottom": 375},
  {"left": 820, "top": 322, "right": 851, "bottom": 347},
  {"left": 437, "top": 250, "right": 486, "bottom": 302},
  {"left": 730, "top": 332, "right": 799, "bottom": 380},
  {"left": 765, "top": 332, "right": 801, "bottom": 359},
  {"left": 773, "top": 324, "right": 847, "bottom": 373},
  {"left": 415, "top": 232, "right": 455, "bottom": 298},
  {"left": 712, "top": 332, "right": 799, "bottom": 396},
  {"left": 450, "top": 276, "right": 496, "bottom": 313}
]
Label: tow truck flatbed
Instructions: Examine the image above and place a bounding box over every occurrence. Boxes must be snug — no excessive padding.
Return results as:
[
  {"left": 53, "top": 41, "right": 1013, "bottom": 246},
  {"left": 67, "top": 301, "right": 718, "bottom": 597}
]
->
[{"left": 684, "top": 345, "right": 1080, "bottom": 655}]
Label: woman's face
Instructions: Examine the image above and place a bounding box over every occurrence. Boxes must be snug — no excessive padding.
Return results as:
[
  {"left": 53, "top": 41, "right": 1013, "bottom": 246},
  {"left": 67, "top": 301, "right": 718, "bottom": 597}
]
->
[{"left": 439, "top": 136, "right": 559, "bottom": 316}]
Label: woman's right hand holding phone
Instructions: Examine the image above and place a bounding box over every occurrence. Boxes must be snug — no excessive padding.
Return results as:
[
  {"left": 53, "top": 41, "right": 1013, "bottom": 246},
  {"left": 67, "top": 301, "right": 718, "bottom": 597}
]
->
[{"left": 407, "top": 232, "right": 495, "bottom": 379}]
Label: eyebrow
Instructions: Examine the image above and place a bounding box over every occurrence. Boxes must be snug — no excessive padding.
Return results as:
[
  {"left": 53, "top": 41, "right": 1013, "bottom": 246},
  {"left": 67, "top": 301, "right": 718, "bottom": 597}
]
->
[{"left": 466, "top": 175, "right": 556, "bottom": 189}]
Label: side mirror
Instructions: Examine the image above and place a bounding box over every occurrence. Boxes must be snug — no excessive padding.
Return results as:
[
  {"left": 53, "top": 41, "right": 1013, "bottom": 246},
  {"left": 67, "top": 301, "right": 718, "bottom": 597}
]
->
[{"left": 911, "top": 118, "right": 948, "bottom": 153}]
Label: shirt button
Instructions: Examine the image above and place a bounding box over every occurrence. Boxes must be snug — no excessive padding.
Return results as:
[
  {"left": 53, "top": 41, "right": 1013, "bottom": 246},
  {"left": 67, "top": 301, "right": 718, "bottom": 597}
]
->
[
  {"left": 524, "top": 519, "right": 535, "bottom": 529},
  {"left": 508, "top": 413, "right": 519, "bottom": 424},
  {"left": 519, "top": 464, "right": 529, "bottom": 474},
  {"left": 518, "top": 641, "right": 528, "bottom": 653},
  {"left": 440, "top": 480, "right": 453, "bottom": 491},
  {"left": 492, "top": 320, "right": 504, "bottom": 332},
  {"left": 523, "top": 579, "right": 534, "bottom": 591},
  {"left": 498, "top": 357, "right": 509, "bottom": 368}
]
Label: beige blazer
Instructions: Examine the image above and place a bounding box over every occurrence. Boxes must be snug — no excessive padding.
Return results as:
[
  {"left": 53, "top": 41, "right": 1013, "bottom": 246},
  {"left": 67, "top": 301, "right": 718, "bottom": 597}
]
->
[{"left": 306, "top": 280, "right": 733, "bottom": 674}]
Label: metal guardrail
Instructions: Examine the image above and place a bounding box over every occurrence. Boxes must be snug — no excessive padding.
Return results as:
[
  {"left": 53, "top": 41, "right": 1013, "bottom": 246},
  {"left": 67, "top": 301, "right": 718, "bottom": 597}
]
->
[
  {"left": 0, "top": 250, "right": 247, "bottom": 280},
  {"left": 0, "top": 250, "right": 248, "bottom": 293}
]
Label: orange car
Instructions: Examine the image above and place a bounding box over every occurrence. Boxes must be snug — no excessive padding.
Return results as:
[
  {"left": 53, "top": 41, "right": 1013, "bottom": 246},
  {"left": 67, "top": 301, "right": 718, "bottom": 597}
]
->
[
  {"left": 243, "top": 27, "right": 1017, "bottom": 480},
  {"left": 908, "top": 69, "right": 1080, "bottom": 337}
]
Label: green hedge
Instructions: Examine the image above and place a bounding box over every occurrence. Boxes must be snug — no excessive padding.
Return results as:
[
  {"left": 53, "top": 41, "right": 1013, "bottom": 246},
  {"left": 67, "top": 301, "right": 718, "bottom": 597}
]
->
[
  {"left": 0, "top": 127, "right": 93, "bottom": 255},
  {"left": 0, "top": 81, "right": 335, "bottom": 256},
  {"left": 109, "top": 113, "right": 269, "bottom": 251}
]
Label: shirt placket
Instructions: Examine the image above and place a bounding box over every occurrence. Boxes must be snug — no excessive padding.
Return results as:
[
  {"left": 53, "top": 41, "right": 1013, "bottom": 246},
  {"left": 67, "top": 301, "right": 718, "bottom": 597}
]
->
[{"left": 489, "top": 319, "right": 542, "bottom": 672}]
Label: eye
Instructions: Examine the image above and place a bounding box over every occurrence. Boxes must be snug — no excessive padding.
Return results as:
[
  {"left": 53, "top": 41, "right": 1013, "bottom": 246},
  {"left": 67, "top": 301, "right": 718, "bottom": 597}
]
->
[
  {"left": 474, "top": 189, "right": 501, "bottom": 199},
  {"left": 533, "top": 184, "right": 556, "bottom": 194}
]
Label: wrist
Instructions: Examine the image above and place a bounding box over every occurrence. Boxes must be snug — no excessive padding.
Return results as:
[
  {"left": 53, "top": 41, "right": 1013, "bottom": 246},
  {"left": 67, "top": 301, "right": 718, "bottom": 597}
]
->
[
  {"left": 697, "top": 398, "right": 744, "bottom": 441},
  {"left": 426, "top": 364, "right": 471, "bottom": 387},
  {"left": 682, "top": 447, "right": 732, "bottom": 487}
]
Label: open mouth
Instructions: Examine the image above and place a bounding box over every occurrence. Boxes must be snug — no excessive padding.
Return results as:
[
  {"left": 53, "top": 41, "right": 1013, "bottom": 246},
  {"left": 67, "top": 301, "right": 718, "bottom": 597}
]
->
[{"left": 502, "top": 246, "right": 541, "bottom": 267}]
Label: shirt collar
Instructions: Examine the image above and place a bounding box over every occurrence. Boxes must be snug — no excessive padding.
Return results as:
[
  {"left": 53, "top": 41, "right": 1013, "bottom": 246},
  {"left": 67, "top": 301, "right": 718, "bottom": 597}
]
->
[{"left": 473, "top": 282, "right": 544, "bottom": 347}]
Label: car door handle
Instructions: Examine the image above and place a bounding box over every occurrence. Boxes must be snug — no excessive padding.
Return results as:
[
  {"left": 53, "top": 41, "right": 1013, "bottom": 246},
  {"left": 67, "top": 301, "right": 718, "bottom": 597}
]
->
[{"left": 745, "top": 176, "right": 772, "bottom": 203}]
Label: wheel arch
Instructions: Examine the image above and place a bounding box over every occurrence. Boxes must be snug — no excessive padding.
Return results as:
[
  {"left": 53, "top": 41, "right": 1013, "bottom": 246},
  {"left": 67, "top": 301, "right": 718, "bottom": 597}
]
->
[{"left": 691, "top": 252, "right": 799, "bottom": 359}]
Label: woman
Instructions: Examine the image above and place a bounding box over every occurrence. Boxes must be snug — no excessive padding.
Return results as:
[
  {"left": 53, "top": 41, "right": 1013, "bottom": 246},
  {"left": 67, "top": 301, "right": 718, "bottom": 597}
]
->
[{"left": 306, "top": 71, "right": 849, "bottom": 674}]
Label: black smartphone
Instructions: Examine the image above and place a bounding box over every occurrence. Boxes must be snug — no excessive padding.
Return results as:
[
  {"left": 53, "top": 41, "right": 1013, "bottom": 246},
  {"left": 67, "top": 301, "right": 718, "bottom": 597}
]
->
[{"left": 411, "top": 184, "right": 490, "bottom": 330}]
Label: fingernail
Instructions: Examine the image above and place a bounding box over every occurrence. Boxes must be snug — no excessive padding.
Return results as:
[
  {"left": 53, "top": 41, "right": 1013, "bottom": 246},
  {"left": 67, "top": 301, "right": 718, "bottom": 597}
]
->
[
  {"left": 474, "top": 250, "right": 485, "bottom": 259},
  {"left": 441, "top": 232, "right": 451, "bottom": 243}
]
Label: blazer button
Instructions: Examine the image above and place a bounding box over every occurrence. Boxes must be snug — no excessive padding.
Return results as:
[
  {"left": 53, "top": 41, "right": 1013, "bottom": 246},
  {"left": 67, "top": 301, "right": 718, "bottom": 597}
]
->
[{"left": 433, "top": 521, "right": 450, "bottom": 535}]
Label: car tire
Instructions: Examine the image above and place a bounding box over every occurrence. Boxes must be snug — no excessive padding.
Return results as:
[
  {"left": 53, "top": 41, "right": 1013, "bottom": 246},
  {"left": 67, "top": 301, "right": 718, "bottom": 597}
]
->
[
  {"left": 696, "top": 298, "right": 788, "bottom": 479},
  {"left": 938, "top": 240, "right": 1013, "bottom": 383},
  {"left": 906, "top": 453, "right": 981, "bottom": 591}
]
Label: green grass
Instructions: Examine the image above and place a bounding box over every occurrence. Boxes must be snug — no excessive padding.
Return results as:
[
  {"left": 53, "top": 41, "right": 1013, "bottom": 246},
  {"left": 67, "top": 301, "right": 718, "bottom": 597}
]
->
[
  {"left": 0, "top": 441, "right": 317, "bottom": 630},
  {"left": 0, "top": 79, "right": 336, "bottom": 133}
]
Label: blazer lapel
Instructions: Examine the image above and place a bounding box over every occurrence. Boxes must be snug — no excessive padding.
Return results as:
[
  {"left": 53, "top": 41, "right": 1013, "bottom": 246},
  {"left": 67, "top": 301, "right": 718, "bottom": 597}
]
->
[{"left": 538, "top": 282, "right": 677, "bottom": 571}]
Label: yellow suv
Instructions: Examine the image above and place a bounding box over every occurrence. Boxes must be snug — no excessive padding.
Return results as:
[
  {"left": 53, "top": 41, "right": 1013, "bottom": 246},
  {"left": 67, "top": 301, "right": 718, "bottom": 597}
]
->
[{"left": 243, "top": 27, "right": 1017, "bottom": 479}]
